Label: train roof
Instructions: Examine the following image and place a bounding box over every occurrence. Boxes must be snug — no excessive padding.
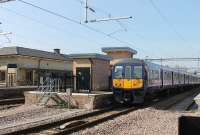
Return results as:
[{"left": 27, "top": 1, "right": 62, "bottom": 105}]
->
[{"left": 113, "top": 58, "right": 200, "bottom": 76}]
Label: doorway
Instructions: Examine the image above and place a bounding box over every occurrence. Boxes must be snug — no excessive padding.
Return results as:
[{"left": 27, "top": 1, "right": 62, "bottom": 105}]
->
[
  {"left": 76, "top": 67, "right": 90, "bottom": 91},
  {"left": 8, "top": 73, "right": 16, "bottom": 87}
]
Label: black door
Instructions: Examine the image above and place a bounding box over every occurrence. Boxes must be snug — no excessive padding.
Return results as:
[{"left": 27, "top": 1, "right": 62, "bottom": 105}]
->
[{"left": 76, "top": 68, "right": 90, "bottom": 90}]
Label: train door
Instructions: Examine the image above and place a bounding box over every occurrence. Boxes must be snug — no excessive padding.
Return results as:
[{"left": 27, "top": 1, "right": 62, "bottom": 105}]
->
[
  {"left": 123, "top": 66, "right": 132, "bottom": 89},
  {"left": 132, "top": 65, "right": 143, "bottom": 89},
  {"left": 76, "top": 67, "right": 90, "bottom": 91},
  {"left": 160, "top": 69, "right": 163, "bottom": 87}
]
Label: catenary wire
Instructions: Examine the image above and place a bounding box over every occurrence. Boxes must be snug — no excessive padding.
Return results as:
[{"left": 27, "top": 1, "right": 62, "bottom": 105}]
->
[
  {"left": 17, "top": 0, "right": 135, "bottom": 47},
  {"left": 148, "top": 0, "right": 186, "bottom": 42}
]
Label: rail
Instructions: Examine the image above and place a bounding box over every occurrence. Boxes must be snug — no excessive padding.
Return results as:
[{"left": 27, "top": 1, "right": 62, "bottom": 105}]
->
[{"left": 0, "top": 98, "right": 24, "bottom": 105}]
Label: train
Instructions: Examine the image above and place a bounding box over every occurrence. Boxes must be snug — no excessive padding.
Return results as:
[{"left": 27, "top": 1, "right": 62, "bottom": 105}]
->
[{"left": 112, "top": 59, "right": 200, "bottom": 104}]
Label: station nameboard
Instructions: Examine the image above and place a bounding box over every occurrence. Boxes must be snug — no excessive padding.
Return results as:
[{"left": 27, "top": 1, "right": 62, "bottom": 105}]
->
[{"left": 7, "top": 64, "right": 17, "bottom": 68}]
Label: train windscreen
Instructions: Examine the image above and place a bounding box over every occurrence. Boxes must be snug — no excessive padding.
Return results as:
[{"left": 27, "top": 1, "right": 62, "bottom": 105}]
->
[
  {"left": 125, "top": 66, "right": 132, "bottom": 79},
  {"left": 133, "top": 66, "right": 143, "bottom": 79},
  {"left": 114, "top": 66, "right": 123, "bottom": 79}
]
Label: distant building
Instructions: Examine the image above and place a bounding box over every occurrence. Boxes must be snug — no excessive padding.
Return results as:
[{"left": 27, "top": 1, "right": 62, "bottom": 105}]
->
[
  {"left": 102, "top": 47, "right": 137, "bottom": 59},
  {"left": 101, "top": 47, "right": 137, "bottom": 65}
]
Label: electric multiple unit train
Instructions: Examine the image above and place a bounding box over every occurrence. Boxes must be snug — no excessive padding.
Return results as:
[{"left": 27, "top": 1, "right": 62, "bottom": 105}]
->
[{"left": 112, "top": 59, "right": 200, "bottom": 104}]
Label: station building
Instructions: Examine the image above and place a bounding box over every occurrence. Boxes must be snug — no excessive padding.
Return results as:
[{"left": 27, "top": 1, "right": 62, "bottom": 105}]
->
[
  {"left": 0, "top": 46, "right": 137, "bottom": 109},
  {"left": 0, "top": 46, "right": 137, "bottom": 92},
  {"left": 69, "top": 54, "right": 111, "bottom": 92},
  {"left": 0, "top": 46, "right": 112, "bottom": 92},
  {"left": 0, "top": 46, "right": 73, "bottom": 88}
]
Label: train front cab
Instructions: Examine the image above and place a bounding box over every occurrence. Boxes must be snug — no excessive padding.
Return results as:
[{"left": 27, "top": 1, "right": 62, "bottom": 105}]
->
[{"left": 112, "top": 63, "right": 146, "bottom": 104}]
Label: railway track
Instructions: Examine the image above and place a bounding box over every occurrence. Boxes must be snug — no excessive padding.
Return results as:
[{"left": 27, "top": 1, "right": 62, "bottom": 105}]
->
[
  {"left": 2, "top": 88, "right": 200, "bottom": 135},
  {"left": 3, "top": 103, "right": 153, "bottom": 135},
  {"left": 153, "top": 87, "right": 200, "bottom": 110},
  {"left": 30, "top": 89, "right": 197, "bottom": 135},
  {"left": 37, "top": 106, "right": 138, "bottom": 135},
  {"left": 2, "top": 105, "right": 141, "bottom": 135},
  {"left": 0, "top": 98, "right": 25, "bottom": 105}
]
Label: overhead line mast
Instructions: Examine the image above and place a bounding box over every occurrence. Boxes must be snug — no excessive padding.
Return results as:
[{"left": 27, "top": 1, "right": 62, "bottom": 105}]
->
[{"left": 84, "top": 0, "right": 132, "bottom": 23}]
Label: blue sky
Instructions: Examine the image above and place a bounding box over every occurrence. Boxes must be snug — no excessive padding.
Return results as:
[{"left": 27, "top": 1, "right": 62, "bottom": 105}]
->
[{"left": 0, "top": 0, "right": 200, "bottom": 59}]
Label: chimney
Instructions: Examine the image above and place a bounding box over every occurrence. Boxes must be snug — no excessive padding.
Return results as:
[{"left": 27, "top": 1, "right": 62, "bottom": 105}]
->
[{"left": 54, "top": 49, "right": 60, "bottom": 54}]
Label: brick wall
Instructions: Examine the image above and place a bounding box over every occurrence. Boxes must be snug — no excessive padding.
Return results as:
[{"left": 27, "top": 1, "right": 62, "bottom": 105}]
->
[
  {"left": 24, "top": 91, "right": 113, "bottom": 110},
  {"left": 106, "top": 51, "right": 133, "bottom": 59},
  {"left": 92, "top": 59, "right": 110, "bottom": 91}
]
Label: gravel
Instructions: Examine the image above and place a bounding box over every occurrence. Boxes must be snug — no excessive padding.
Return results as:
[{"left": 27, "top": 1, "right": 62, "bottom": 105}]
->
[
  {"left": 71, "top": 107, "right": 184, "bottom": 135},
  {"left": 0, "top": 104, "right": 22, "bottom": 111},
  {"left": 0, "top": 92, "right": 199, "bottom": 135},
  {"left": 0, "top": 105, "right": 67, "bottom": 126},
  {"left": 0, "top": 105, "right": 88, "bottom": 134},
  {"left": 71, "top": 91, "right": 200, "bottom": 135}
]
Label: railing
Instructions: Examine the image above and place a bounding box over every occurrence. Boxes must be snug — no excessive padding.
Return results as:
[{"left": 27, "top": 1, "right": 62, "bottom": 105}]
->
[{"left": 38, "top": 78, "right": 73, "bottom": 108}]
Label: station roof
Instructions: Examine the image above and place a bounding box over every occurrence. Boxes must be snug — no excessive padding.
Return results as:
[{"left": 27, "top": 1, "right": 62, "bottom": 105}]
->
[
  {"left": 101, "top": 47, "right": 137, "bottom": 55},
  {"left": 69, "top": 53, "right": 112, "bottom": 61},
  {"left": 0, "top": 46, "right": 71, "bottom": 61}
]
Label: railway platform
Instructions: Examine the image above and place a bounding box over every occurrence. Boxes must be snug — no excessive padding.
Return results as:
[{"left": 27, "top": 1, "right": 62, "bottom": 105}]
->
[
  {"left": 24, "top": 91, "right": 113, "bottom": 110},
  {"left": 0, "top": 86, "right": 37, "bottom": 99}
]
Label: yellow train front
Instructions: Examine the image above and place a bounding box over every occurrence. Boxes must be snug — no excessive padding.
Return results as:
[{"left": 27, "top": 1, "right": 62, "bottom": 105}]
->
[{"left": 112, "top": 59, "right": 146, "bottom": 104}]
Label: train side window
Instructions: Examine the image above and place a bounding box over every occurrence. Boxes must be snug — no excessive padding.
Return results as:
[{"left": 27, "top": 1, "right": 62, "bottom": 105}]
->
[
  {"left": 150, "top": 70, "right": 159, "bottom": 80},
  {"left": 114, "top": 66, "right": 123, "bottom": 79},
  {"left": 125, "top": 66, "right": 132, "bottom": 79},
  {"left": 133, "top": 66, "right": 143, "bottom": 79},
  {"left": 154, "top": 70, "right": 159, "bottom": 80}
]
